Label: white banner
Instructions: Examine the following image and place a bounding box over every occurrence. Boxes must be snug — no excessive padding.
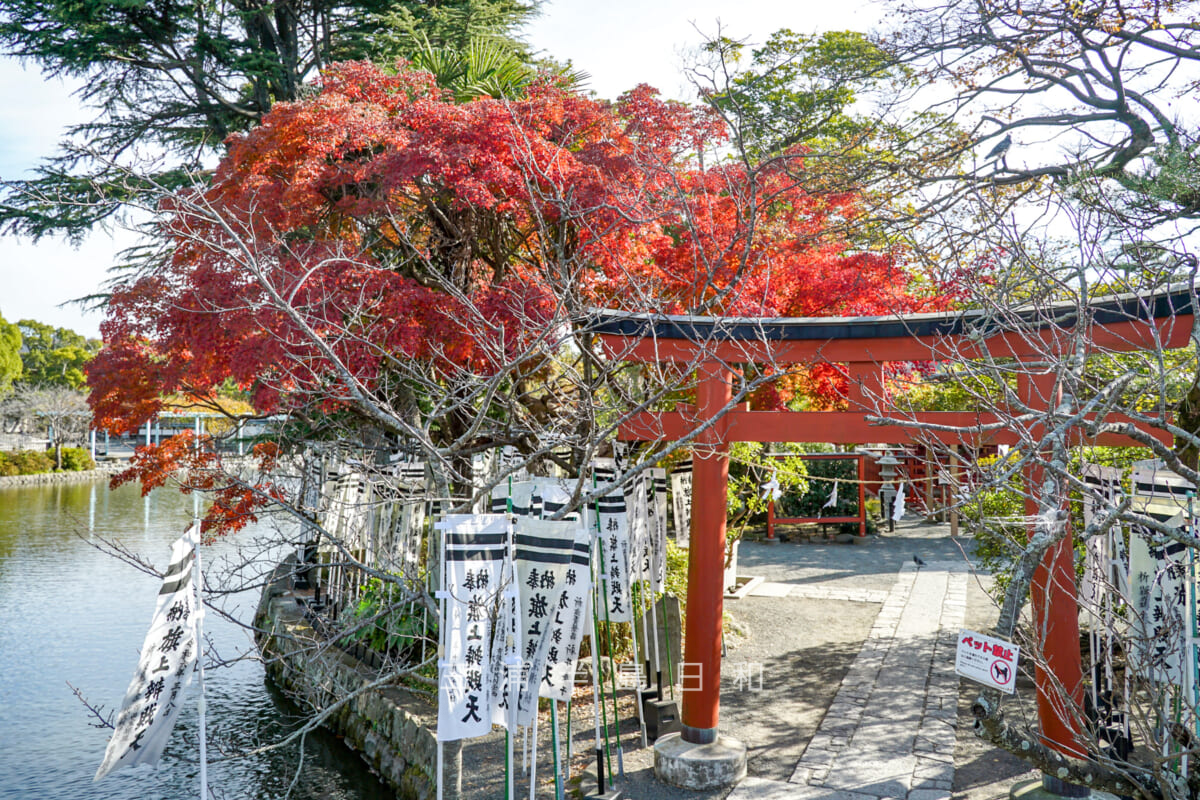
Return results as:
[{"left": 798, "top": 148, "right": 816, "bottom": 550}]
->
[
  {"left": 626, "top": 471, "right": 665, "bottom": 594},
  {"left": 328, "top": 471, "right": 371, "bottom": 551},
  {"left": 498, "top": 445, "right": 529, "bottom": 482},
  {"left": 513, "top": 518, "right": 579, "bottom": 727},
  {"left": 437, "top": 515, "right": 508, "bottom": 742},
  {"left": 1128, "top": 466, "right": 1194, "bottom": 686},
  {"left": 490, "top": 480, "right": 539, "bottom": 517},
  {"left": 96, "top": 525, "right": 200, "bottom": 780},
  {"left": 892, "top": 482, "right": 906, "bottom": 521},
  {"left": 670, "top": 461, "right": 692, "bottom": 547},
  {"left": 1080, "top": 464, "right": 1124, "bottom": 628},
  {"left": 539, "top": 481, "right": 581, "bottom": 521},
  {"left": 539, "top": 527, "right": 593, "bottom": 703},
  {"left": 594, "top": 460, "right": 632, "bottom": 623},
  {"left": 376, "top": 457, "right": 426, "bottom": 580},
  {"left": 627, "top": 472, "right": 650, "bottom": 592},
  {"left": 649, "top": 468, "right": 668, "bottom": 592},
  {"left": 488, "top": 557, "right": 521, "bottom": 729}
]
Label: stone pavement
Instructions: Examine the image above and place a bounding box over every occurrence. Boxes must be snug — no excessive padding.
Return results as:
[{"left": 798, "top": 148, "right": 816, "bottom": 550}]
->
[
  {"left": 546, "top": 519, "right": 1037, "bottom": 800},
  {"left": 725, "top": 554, "right": 972, "bottom": 800}
]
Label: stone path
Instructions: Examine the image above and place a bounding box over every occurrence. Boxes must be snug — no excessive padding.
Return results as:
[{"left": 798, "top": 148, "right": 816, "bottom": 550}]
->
[
  {"left": 750, "top": 581, "right": 890, "bottom": 605},
  {"left": 728, "top": 560, "right": 969, "bottom": 800}
]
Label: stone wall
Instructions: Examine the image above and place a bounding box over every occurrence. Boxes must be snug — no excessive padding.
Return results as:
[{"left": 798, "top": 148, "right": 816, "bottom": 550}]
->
[
  {"left": 0, "top": 465, "right": 123, "bottom": 488},
  {"left": 254, "top": 559, "right": 438, "bottom": 799}
]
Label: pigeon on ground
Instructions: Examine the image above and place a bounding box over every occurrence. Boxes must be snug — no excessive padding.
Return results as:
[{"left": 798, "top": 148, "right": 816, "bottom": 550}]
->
[
  {"left": 913, "top": 554, "right": 927, "bottom": 568},
  {"left": 985, "top": 133, "right": 1012, "bottom": 161}
]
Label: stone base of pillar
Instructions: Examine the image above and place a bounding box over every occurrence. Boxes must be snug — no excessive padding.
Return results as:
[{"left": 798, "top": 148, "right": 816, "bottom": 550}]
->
[
  {"left": 653, "top": 732, "right": 747, "bottom": 790},
  {"left": 1010, "top": 776, "right": 1119, "bottom": 800},
  {"left": 581, "top": 790, "right": 622, "bottom": 800}
]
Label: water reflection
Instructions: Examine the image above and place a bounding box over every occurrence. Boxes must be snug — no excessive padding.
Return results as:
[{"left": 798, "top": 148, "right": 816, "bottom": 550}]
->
[{"left": 0, "top": 479, "right": 391, "bottom": 800}]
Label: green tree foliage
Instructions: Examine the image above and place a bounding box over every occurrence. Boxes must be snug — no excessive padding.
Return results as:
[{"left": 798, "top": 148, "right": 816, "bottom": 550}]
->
[
  {"left": 16, "top": 319, "right": 99, "bottom": 389},
  {"left": 0, "top": 311, "right": 21, "bottom": 393},
  {"left": 0, "top": 0, "right": 541, "bottom": 239},
  {"left": 725, "top": 442, "right": 809, "bottom": 539},
  {"left": 702, "top": 30, "right": 895, "bottom": 161},
  {"left": 693, "top": 28, "right": 968, "bottom": 266},
  {"left": 371, "top": 0, "right": 536, "bottom": 61}
]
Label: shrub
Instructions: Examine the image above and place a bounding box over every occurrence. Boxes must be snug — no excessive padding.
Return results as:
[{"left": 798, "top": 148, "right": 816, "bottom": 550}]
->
[
  {"left": 59, "top": 447, "right": 95, "bottom": 471},
  {"left": 0, "top": 454, "right": 16, "bottom": 477},
  {"left": 344, "top": 576, "right": 434, "bottom": 659},
  {"left": 6, "top": 450, "right": 54, "bottom": 475}
]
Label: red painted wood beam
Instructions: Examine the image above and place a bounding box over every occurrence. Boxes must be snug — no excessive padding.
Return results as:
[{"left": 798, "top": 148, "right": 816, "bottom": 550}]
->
[
  {"left": 618, "top": 409, "right": 1172, "bottom": 449},
  {"left": 596, "top": 313, "right": 1194, "bottom": 364}
]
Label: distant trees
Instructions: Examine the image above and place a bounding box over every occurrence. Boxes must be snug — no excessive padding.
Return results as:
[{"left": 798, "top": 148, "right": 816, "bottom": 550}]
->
[
  {"left": 0, "top": 311, "right": 19, "bottom": 395},
  {"left": 0, "top": 317, "right": 96, "bottom": 453},
  {"left": 7, "top": 384, "right": 91, "bottom": 467},
  {"left": 16, "top": 319, "right": 100, "bottom": 389}
]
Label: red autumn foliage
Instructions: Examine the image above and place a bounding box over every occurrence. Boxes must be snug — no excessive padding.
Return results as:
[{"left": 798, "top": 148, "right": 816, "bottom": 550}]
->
[
  {"left": 110, "top": 431, "right": 284, "bottom": 538},
  {"left": 88, "top": 61, "right": 966, "bottom": 531}
]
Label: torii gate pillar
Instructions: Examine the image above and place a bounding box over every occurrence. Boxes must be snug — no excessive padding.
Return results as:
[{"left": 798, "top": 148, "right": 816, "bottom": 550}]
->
[
  {"left": 1020, "top": 376, "right": 1086, "bottom": 761},
  {"left": 682, "top": 361, "right": 732, "bottom": 742}
]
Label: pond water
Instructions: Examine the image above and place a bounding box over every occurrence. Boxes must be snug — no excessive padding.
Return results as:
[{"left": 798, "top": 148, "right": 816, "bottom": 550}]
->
[{"left": 0, "top": 479, "right": 392, "bottom": 800}]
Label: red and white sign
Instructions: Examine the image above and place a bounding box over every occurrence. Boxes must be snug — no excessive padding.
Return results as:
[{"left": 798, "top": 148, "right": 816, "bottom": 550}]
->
[{"left": 955, "top": 629, "right": 1020, "bottom": 694}]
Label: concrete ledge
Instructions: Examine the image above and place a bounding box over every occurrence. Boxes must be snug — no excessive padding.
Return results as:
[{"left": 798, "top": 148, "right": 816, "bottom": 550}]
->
[
  {"left": 654, "top": 732, "right": 747, "bottom": 790},
  {"left": 254, "top": 559, "right": 437, "bottom": 799},
  {"left": 1010, "top": 777, "right": 1119, "bottom": 800},
  {"left": 725, "top": 575, "right": 764, "bottom": 600}
]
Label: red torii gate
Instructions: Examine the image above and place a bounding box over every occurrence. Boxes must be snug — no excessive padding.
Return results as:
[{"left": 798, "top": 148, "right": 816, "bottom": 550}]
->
[{"left": 593, "top": 288, "right": 1194, "bottom": 761}]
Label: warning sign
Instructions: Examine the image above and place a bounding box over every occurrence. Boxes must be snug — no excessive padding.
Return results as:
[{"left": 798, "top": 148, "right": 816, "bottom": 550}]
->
[{"left": 955, "top": 629, "right": 1020, "bottom": 694}]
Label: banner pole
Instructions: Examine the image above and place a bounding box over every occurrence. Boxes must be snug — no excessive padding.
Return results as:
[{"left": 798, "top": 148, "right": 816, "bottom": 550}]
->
[
  {"left": 551, "top": 701, "right": 563, "bottom": 800},
  {"left": 529, "top": 713, "right": 539, "bottom": 800},
  {"left": 595, "top": 536, "right": 625, "bottom": 778},
  {"left": 588, "top": 529, "right": 610, "bottom": 793},
  {"left": 195, "top": 536, "right": 208, "bottom": 800},
  {"left": 627, "top": 584, "right": 648, "bottom": 748},
  {"left": 662, "top": 591, "right": 676, "bottom": 702},
  {"left": 506, "top": 484, "right": 514, "bottom": 800},
  {"left": 629, "top": 476, "right": 658, "bottom": 709},
  {"left": 192, "top": 420, "right": 208, "bottom": 800},
  {"left": 1187, "top": 490, "right": 1196, "bottom": 775},
  {"left": 588, "top": 476, "right": 619, "bottom": 781},
  {"left": 436, "top": 521, "right": 449, "bottom": 800},
  {"left": 506, "top": 512, "right": 519, "bottom": 800},
  {"left": 590, "top": 471, "right": 625, "bottom": 775},
  {"left": 645, "top": 478, "right": 663, "bottom": 702}
]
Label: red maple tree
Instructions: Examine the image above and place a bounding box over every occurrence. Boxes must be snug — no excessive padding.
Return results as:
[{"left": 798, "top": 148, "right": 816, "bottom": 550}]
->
[{"left": 88, "top": 61, "right": 961, "bottom": 527}]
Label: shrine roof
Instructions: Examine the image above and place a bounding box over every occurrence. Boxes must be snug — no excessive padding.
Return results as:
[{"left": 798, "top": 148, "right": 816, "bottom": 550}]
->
[{"left": 586, "top": 285, "right": 1195, "bottom": 344}]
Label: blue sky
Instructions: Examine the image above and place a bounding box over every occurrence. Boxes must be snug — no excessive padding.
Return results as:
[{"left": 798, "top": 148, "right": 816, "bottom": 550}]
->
[{"left": 0, "top": 0, "right": 883, "bottom": 338}]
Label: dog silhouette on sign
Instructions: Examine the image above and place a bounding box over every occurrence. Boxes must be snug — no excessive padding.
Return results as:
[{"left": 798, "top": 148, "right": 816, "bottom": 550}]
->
[{"left": 991, "top": 662, "right": 1011, "bottom": 685}]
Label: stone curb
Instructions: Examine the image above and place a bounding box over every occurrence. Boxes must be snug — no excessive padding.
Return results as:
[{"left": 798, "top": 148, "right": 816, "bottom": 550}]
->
[{"left": 0, "top": 465, "right": 124, "bottom": 488}]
